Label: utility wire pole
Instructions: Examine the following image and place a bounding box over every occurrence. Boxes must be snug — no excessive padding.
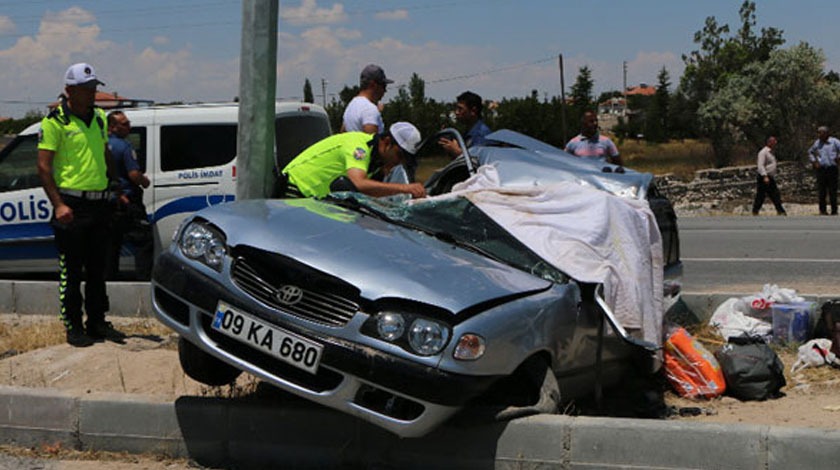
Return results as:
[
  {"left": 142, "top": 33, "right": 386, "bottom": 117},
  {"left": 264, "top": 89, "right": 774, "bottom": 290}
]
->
[
  {"left": 321, "top": 78, "right": 327, "bottom": 108},
  {"left": 622, "top": 61, "right": 628, "bottom": 117},
  {"left": 559, "top": 53, "right": 567, "bottom": 145}
]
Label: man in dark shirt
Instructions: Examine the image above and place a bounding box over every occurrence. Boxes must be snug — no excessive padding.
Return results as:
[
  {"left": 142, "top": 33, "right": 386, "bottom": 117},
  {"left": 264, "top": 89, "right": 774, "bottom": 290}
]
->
[
  {"left": 107, "top": 110, "right": 152, "bottom": 279},
  {"left": 439, "top": 91, "right": 491, "bottom": 158}
]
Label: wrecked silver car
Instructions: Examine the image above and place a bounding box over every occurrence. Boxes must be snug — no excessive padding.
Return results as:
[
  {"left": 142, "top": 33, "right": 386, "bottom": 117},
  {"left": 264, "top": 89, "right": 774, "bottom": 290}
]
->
[{"left": 151, "top": 129, "right": 681, "bottom": 437}]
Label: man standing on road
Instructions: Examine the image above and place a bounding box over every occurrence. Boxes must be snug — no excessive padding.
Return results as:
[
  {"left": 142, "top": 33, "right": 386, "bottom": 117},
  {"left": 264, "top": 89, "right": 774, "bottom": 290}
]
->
[
  {"left": 106, "top": 110, "right": 152, "bottom": 280},
  {"left": 752, "top": 136, "right": 786, "bottom": 216},
  {"left": 37, "top": 63, "right": 125, "bottom": 347},
  {"left": 282, "top": 122, "right": 426, "bottom": 199},
  {"left": 438, "top": 91, "right": 492, "bottom": 158},
  {"left": 341, "top": 64, "right": 392, "bottom": 134},
  {"left": 565, "top": 110, "right": 623, "bottom": 166},
  {"left": 807, "top": 125, "right": 840, "bottom": 215}
]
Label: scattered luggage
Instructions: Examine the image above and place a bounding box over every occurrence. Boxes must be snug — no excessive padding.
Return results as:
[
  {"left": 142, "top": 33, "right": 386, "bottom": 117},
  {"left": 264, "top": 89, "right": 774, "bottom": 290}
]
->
[
  {"left": 790, "top": 338, "right": 840, "bottom": 373},
  {"left": 663, "top": 327, "right": 726, "bottom": 399},
  {"left": 715, "top": 336, "right": 786, "bottom": 401},
  {"left": 813, "top": 299, "right": 840, "bottom": 357}
]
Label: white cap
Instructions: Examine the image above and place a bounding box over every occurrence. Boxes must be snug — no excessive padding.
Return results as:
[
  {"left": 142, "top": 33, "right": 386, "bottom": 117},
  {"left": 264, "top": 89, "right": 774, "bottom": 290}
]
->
[
  {"left": 64, "top": 62, "right": 105, "bottom": 88},
  {"left": 389, "top": 122, "right": 421, "bottom": 155}
]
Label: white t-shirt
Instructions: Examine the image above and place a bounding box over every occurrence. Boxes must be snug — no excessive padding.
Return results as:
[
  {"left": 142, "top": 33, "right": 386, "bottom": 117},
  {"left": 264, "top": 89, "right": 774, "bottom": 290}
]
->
[{"left": 342, "top": 96, "right": 384, "bottom": 133}]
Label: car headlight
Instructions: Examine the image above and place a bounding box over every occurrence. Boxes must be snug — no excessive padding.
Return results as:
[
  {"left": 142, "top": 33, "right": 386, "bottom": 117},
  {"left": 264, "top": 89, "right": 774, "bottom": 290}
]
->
[
  {"left": 408, "top": 318, "right": 450, "bottom": 356},
  {"left": 179, "top": 220, "right": 227, "bottom": 270},
  {"left": 376, "top": 313, "right": 406, "bottom": 341}
]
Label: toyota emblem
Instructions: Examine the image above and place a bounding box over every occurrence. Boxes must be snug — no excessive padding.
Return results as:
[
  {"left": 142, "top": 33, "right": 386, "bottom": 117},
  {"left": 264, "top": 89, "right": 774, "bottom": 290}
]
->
[{"left": 274, "top": 285, "right": 303, "bottom": 305}]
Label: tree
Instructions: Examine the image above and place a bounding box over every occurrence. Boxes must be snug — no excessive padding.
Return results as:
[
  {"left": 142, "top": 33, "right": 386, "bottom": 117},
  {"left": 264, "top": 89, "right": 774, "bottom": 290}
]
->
[
  {"left": 644, "top": 67, "right": 671, "bottom": 143},
  {"left": 679, "top": 0, "right": 785, "bottom": 166},
  {"left": 698, "top": 43, "right": 840, "bottom": 163},
  {"left": 570, "top": 66, "right": 594, "bottom": 111},
  {"left": 303, "top": 79, "right": 314, "bottom": 104}
]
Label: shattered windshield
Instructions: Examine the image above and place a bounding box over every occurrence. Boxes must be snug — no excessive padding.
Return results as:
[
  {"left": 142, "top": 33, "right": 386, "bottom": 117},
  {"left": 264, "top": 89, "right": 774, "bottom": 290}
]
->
[{"left": 327, "top": 193, "right": 569, "bottom": 284}]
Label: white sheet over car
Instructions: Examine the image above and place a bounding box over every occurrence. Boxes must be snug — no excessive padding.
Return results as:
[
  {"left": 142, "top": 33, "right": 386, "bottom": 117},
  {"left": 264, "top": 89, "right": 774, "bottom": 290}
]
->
[{"left": 421, "top": 165, "right": 664, "bottom": 346}]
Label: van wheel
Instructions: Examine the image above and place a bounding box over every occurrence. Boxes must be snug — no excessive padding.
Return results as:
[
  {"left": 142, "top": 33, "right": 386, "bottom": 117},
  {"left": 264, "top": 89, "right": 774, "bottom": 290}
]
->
[{"left": 178, "top": 337, "right": 242, "bottom": 386}]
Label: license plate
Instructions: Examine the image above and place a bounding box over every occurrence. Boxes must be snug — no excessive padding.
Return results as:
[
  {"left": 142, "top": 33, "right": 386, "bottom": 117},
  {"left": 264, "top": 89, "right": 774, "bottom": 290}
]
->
[{"left": 212, "top": 301, "right": 323, "bottom": 374}]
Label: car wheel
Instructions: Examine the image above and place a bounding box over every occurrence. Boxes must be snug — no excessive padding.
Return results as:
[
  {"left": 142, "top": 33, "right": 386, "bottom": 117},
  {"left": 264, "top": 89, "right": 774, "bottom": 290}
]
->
[
  {"left": 178, "top": 337, "right": 242, "bottom": 386},
  {"left": 494, "top": 357, "right": 561, "bottom": 421}
]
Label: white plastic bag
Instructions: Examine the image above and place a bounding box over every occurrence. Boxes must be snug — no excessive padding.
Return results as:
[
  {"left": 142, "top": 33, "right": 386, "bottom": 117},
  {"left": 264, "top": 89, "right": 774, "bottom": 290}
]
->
[
  {"left": 791, "top": 339, "right": 839, "bottom": 373},
  {"left": 760, "top": 284, "right": 804, "bottom": 304},
  {"left": 710, "top": 298, "right": 772, "bottom": 340}
]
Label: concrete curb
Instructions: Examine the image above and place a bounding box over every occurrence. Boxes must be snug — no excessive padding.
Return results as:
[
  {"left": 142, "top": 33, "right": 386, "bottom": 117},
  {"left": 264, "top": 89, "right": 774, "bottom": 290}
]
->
[
  {"left": 0, "top": 281, "right": 151, "bottom": 317},
  {"left": 0, "top": 386, "right": 838, "bottom": 469},
  {"left": 2, "top": 279, "right": 838, "bottom": 320}
]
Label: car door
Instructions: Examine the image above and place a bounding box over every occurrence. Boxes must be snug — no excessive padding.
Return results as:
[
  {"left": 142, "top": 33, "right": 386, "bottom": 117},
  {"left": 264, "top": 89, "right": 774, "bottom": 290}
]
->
[{"left": 0, "top": 127, "right": 56, "bottom": 274}]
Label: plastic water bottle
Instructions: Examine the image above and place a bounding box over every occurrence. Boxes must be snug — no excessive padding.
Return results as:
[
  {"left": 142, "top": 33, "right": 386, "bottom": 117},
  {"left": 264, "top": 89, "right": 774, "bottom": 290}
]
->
[{"left": 791, "top": 310, "right": 810, "bottom": 343}]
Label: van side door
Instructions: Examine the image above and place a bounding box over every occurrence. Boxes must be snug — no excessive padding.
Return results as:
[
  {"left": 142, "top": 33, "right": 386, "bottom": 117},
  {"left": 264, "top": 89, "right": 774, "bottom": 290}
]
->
[
  {"left": 0, "top": 130, "right": 55, "bottom": 274},
  {"left": 149, "top": 123, "right": 237, "bottom": 252}
]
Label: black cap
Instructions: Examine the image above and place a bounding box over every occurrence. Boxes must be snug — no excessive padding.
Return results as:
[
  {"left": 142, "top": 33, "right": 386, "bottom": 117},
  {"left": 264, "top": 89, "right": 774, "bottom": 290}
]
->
[{"left": 360, "top": 64, "right": 393, "bottom": 85}]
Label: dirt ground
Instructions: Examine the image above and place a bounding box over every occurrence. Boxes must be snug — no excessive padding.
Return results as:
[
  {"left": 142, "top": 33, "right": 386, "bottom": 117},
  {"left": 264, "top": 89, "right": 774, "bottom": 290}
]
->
[{"left": 0, "top": 314, "right": 839, "bottom": 433}]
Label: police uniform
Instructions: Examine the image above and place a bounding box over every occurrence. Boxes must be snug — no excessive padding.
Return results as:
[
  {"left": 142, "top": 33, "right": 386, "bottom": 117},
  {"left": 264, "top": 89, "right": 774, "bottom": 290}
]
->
[
  {"left": 108, "top": 133, "right": 152, "bottom": 279},
  {"left": 282, "top": 132, "right": 377, "bottom": 198},
  {"left": 38, "top": 102, "right": 112, "bottom": 337}
]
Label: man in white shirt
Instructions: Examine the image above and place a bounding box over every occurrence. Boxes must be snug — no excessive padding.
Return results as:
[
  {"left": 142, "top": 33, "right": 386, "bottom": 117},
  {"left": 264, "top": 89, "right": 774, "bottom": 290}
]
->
[
  {"left": 807, "top": 125, "right": 840, "bottom": 215},
  {"left": 341, "top": 64, "right": 392, "bottom": 134},
  {"left": 752, "top": 136, "right": 786, "bottom": 216}
]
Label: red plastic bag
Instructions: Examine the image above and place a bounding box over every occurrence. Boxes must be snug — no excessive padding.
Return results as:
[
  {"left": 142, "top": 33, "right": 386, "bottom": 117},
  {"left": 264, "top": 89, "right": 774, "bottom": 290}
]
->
[{"left": 664, "top": 327, "right": 726, "bottom": 399}]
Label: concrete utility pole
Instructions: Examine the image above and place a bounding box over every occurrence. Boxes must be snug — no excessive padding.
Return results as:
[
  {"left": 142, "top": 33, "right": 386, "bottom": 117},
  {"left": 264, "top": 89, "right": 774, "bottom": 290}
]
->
[
  {"left": 622, "top": 61, "right": 628, "bottom": 117},
  {"left": 321, "top": 78, "right": 328, "bottom": 108},
  {"left": 558, "top": 53, "right": 567, "bottom": 146},
  {"left": 236, "top": 0, "right": 278, "bottom": 200}
]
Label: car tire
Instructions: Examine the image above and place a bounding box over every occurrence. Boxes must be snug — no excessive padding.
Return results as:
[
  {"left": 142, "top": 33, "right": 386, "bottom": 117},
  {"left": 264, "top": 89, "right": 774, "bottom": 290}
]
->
[
  {"left": 494, "top": 357, "right": 561, "bottom": 421},
  {"left": 178, "top": 337, "right": 242, "bottom": 386}
]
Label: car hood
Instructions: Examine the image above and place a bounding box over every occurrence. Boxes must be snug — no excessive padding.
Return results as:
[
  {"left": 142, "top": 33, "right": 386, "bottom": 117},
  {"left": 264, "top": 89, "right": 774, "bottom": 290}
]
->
[{"left": 195, "top": 199, "right": 552, "bottom": 315}]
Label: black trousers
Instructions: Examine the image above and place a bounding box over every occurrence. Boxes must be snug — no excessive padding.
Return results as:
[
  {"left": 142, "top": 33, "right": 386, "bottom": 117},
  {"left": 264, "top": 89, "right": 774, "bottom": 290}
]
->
[
  {"left": 816, "top": 166, "right": 839, "bottom": 215},
  {"left": 107, "top": 197, "right": 153, "bottom": 280},
  {"left": 51, "top": 196, "right": 111, "bottom": 331},
  {"left": 752, "top": 175, "right": 785, "bottom": 215}
]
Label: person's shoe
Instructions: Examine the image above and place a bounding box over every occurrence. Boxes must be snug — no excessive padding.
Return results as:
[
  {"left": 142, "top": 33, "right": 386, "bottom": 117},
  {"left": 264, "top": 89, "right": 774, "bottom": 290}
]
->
[
  {"left": 66, "top": 328, "right": 95, "bottom": 347},
  {"left": 751, "top": 211, "right": 759, "bottom": 216},
  {"left": 778, "top": 211, "right": 787, "bottom": 216},
  {"left": 86, "top": 321, "right": 127, "bottom": 343},
  {"left": 820, "top": 211, "right": 829, "bottom": 216}
]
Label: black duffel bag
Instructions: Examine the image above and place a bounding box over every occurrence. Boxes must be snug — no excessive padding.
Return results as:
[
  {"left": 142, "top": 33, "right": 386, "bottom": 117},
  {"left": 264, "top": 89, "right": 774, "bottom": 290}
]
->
[{"left": 714, "top": 336, "right": 786, "bottom": 401}]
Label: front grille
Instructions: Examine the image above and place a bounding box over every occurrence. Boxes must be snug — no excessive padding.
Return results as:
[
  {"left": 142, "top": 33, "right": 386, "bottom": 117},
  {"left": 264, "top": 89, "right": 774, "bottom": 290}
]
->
[{"left": 231, "top": 256, "right": 360, "bottom": 327}]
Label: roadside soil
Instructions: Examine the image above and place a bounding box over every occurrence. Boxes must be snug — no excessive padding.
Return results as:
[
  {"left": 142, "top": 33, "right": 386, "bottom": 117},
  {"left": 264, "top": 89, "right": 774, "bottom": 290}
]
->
[{"left": 1, "top": 314, "right": 839, "bottom": 432}]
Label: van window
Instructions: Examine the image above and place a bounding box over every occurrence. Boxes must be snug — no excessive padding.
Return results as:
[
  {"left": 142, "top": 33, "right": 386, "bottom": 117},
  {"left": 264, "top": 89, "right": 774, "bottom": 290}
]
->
[
  {"left": 125, "top": 127, "right": 147, "bottom": 173},
  {"left": 0, "top": 135, "right": 39, "bottom": 193},
  {"left": 161, "top": 124, "right": 237, "bottom": 172},
  {"left": 275, "top": 114, "right": 332, "bottom": 169}
]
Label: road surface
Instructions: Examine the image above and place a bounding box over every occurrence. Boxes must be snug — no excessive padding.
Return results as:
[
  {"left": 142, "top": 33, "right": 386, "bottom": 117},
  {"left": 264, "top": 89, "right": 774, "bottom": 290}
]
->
[{"left": 679, "top": 215, "right": 840, "bottom": 294}]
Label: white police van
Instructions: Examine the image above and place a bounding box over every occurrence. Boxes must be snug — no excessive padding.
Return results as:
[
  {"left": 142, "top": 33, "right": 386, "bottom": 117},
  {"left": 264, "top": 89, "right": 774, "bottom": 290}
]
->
[{"left": 0, "top": 101, "right": 331, "bottom": 278}]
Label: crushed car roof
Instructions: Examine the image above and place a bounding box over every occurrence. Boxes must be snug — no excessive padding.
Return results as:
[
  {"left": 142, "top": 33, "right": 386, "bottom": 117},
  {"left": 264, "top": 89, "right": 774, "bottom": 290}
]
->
[{"left": 476, "top": 129, "right": 653, "bottom": 200}]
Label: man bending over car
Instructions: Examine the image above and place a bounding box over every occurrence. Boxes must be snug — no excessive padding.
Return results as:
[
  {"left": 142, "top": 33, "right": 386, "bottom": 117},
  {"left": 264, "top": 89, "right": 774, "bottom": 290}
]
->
[{"left": 282, "top": 122, "right": 426, "bottom": 199}]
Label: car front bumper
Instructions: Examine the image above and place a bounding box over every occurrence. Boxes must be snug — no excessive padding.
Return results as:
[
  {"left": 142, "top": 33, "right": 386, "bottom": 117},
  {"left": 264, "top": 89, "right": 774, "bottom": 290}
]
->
[{"left": 151, "top": 251, "right": 500, "bottom": 437}]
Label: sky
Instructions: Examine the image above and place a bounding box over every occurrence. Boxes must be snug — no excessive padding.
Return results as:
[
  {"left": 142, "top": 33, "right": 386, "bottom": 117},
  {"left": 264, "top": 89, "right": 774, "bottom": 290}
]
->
[{"left": 0, "top": 0, "right": 838, "bottom": 118}]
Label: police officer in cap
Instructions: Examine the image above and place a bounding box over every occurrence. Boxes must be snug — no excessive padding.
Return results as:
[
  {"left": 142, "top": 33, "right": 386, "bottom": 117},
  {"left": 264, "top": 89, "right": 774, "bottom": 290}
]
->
[
  {"left": 282, "top": 122, "right": 426, "bottom": 199},
  {"left": 37, "top": 63, "right": 126, "bottom": 347}
]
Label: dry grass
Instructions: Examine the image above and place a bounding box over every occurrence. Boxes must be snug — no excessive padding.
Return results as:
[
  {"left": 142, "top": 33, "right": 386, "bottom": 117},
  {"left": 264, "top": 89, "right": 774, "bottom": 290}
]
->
[
  {"left": 0, "top": 442, "right": 193, "bottom": 467},
  {"left": 415, "top": 154, "right": 450, "bottom": 183},
  {"left": 0, "top": 316, "right": 173, "bottom": 355}
]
